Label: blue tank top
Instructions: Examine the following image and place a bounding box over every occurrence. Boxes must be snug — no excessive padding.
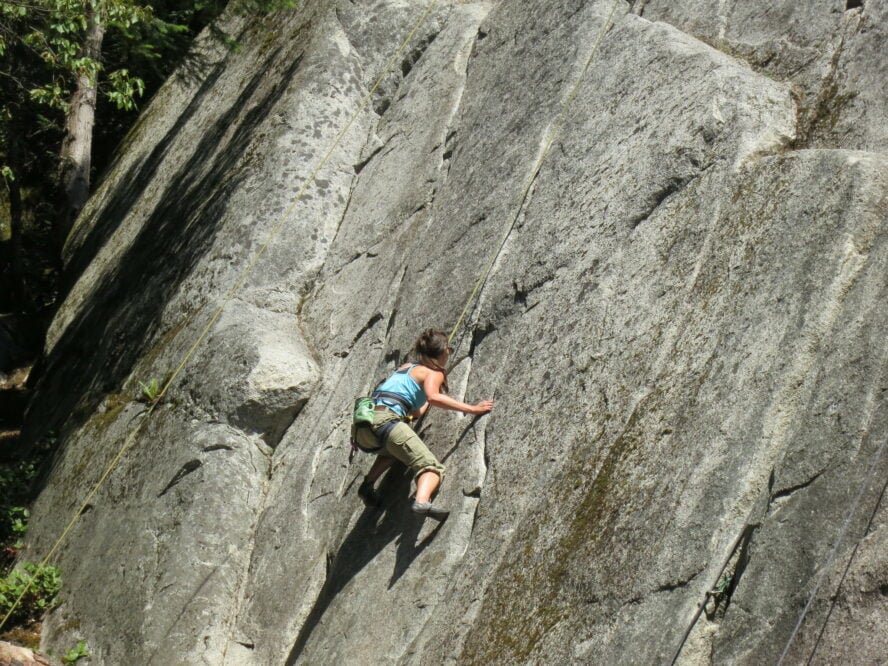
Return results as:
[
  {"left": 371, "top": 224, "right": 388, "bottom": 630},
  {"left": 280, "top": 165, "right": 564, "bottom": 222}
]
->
[{"left": 374, "top": 364, "right": 427, "bottom": 417}]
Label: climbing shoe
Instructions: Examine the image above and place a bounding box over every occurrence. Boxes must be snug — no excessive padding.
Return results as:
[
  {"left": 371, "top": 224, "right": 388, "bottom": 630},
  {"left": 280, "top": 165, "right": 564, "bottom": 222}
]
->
[
  {"left": 411, "top": 501, "right": 449, "bottom": 521},
  {"left": 358, "top": 478, "right": 381, "bottom": 508}
]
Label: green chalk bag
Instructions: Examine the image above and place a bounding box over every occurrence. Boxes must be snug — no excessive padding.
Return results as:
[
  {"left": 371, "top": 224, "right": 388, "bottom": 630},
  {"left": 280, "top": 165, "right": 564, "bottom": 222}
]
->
[{"left": 351, "top": 397, "right": 380, "bottom": 452}]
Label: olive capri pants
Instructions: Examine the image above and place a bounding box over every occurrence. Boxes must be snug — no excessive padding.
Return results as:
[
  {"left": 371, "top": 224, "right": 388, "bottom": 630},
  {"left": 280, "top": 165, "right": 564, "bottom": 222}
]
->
[{"left": 370, "top": 409, "right": 445, "bottom": 481}]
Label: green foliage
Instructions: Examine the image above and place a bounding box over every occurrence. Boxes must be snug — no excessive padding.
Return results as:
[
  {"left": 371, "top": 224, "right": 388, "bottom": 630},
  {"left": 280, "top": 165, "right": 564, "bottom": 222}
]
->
[
  {"left": 712, "top": 573, "right": 732, "bottom": 596},
  {"left": 138, "top": 376, "right": 162, "bottom": 403},
  {"left": 0, "top": 456, "right": 39, "bottom": 506},
  {"left": 0, "top": 457, "right": 39, "bottom": 531},
  {"left": 1, "top": 0, "right": 300, "bottom": 314},
  {"left": 106, "top": 67, "right": 144, "bottom": 110},
  {"left": 5, "top": 507, "right": 28, "bottom": 548},
  {"left": 0, "top": 0, "right": 232, "bottom": 312},
  {"left": 62, "top": 639, "right": 89, "bottom": 664},
  {"left": 3, "top": 0, "right": 295, "bottom": 127},
  {"left": 0, "top": 432, "right": 59, "bottom": 632},
  {"left": 5, "top": 0, "right": 156, "bottom": 114},
  {"left": 0, "top": 561, "right": 62, "bottom": 625},
  {"left": 0, "top": 446, "right": 45, "bottom": 569}
]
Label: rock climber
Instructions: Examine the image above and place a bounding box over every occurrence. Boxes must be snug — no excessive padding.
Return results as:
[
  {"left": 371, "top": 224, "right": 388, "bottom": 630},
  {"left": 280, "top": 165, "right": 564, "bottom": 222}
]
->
[{"left": 356, "top": 328, "right": 494, "bottom": 520}]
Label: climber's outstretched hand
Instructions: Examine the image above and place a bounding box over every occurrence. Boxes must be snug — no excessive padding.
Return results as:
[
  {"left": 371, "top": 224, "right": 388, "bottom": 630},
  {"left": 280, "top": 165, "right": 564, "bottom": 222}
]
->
[{"left": 470, "top": 400, "right": 494, "bottom": 415}]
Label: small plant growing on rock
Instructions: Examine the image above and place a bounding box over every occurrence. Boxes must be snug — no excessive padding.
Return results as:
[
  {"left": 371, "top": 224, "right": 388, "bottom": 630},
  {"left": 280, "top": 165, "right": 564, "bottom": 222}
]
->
[
  {"left": 7, "top": 507, "right": 29, "bottom": 548},
  {"left": 138, "top": 377, "right": 163, "bottom": 404},
  {"left": 711, "top": 573, "right": 732, "bottom": 596},
  {"left": 0, "top": 503, "right": 35, "bottom": 570},
  {"left": 62, "top": 639, "right": 89, "bottom": 664},
  {"left": 0, "top": 562, "right": 62, "bottom": 625}
]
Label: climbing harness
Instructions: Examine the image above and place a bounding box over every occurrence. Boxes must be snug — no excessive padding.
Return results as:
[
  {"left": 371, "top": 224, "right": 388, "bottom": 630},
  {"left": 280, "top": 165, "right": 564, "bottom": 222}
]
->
[
  {"left": 350, "top": 390, "right": 412, "bottom": 456},
  {"left": 371, "top": 390, "right": 413, "bottom": 419}
]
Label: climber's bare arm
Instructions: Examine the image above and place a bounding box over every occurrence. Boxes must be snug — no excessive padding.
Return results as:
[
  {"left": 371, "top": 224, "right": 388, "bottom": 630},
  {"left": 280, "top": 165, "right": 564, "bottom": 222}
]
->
[{"left": 423, "top": 369, "right": 494, "bottom": 415}]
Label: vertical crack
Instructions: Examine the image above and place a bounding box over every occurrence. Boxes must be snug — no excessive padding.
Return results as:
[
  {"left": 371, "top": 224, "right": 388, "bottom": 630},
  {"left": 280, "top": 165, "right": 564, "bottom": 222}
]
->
[
  {"left": 352, "top": 139, "right": 388, "bottom": 175},
  {"left": 425, "top": 6, "right": 481, "bottom": 190},
  {"left": 468, "top": 323, "right": 495, "bottom": 358},
  {"left": 375, "top": 24, "right": 444, "bottom": 116},
  {"left": 399, "top": 28, "right": 443, "bottom": 80},
  {"left": 219, "top": 433, "right": 274, "bottom": 665},
  {"left": 468, "top": 413, "right": 490, "bottom": 539},
  {"left": 669, "top": 521, "right": 759, "bottom": 665}
]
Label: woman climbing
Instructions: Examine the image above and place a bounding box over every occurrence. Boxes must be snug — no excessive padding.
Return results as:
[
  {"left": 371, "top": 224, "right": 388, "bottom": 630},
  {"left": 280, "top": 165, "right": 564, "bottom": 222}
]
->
[{"left": 357, "top": 328, "right": 494, "bottom": 520}]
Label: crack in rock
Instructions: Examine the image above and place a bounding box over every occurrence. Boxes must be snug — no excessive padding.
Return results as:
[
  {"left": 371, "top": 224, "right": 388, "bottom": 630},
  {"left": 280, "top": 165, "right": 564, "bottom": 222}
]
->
[
  {"left": 768, "top": 469, "right": 826, "bottom": 511},
  {"left": 158, "top": 459, "right": 202, "bottom": 497},
  {"left": 628, "top": 167, "right": 712, "bottom": 231}
]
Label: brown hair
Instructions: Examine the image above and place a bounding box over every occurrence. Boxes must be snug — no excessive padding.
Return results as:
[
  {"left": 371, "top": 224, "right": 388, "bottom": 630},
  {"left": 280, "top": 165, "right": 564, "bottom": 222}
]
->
[{"left": 414, "top": 328, "right": 451, "bottom": 392}]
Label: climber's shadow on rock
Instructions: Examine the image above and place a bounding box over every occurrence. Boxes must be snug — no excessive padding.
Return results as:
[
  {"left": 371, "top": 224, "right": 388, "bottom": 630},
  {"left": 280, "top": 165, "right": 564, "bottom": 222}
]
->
[{"left": 285, "top": 463, "right": 444, "bottom": 664}]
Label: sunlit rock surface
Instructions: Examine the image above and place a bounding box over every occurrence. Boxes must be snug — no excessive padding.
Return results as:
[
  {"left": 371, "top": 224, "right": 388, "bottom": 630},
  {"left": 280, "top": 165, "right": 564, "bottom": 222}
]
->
[{"left": 21, "top": 1, "right": 886, "bottom": 663}]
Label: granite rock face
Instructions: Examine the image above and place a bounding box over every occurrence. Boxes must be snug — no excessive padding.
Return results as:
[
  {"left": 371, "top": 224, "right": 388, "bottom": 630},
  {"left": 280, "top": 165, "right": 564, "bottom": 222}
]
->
[
  {"left": 636, "top": 0, "right": 888, "bottom": 151},
  {"left": 20, "top": 0, "right": 886, "bottom": 664}
]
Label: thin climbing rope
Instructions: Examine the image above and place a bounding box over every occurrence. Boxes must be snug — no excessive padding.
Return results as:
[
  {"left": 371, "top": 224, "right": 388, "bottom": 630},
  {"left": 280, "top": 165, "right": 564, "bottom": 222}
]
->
[
  {"left": 668, "top": 436, "right": 888, "bottom": 665},
  {"left": 0, "top": 0, "right": 443, "bottom": 632},
  {"left": 776, "top": 437, "right": 888, "bottom": 665},
  {"left": 805, "top": 468, "right": 888, "bottom": 664},
  {"left": 448, "top": 0, "right": 622, "bottom": 345}
]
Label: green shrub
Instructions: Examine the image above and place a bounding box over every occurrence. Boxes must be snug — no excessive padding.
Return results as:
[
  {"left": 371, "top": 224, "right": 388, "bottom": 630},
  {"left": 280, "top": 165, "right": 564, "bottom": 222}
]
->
[
  {"left": 6, "top": 507, "right": 29, "bottom": 548},
  {"left": 0, "top": 451, "right": 45, "bottom": 560},
  {"left": 0, "top": 457, "right": 39, "bottom": 509},
  {"left": 62, "top": 639, "right": 89, "bottom": 664},
  {"left": 0, "top": 562, "right": 62, "bottom": 625}
]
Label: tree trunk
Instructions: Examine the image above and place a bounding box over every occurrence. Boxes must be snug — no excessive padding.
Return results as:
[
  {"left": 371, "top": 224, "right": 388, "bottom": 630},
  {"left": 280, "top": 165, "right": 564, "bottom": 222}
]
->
[
  {"left": 8, "top": 170, "right": 27, "bottom": 309},
  {"left": 2, "top": 133, "right": 31, "bottom": 312},
  {"left": 56, "top": 6, "right": 105, "bottom": 246}
]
